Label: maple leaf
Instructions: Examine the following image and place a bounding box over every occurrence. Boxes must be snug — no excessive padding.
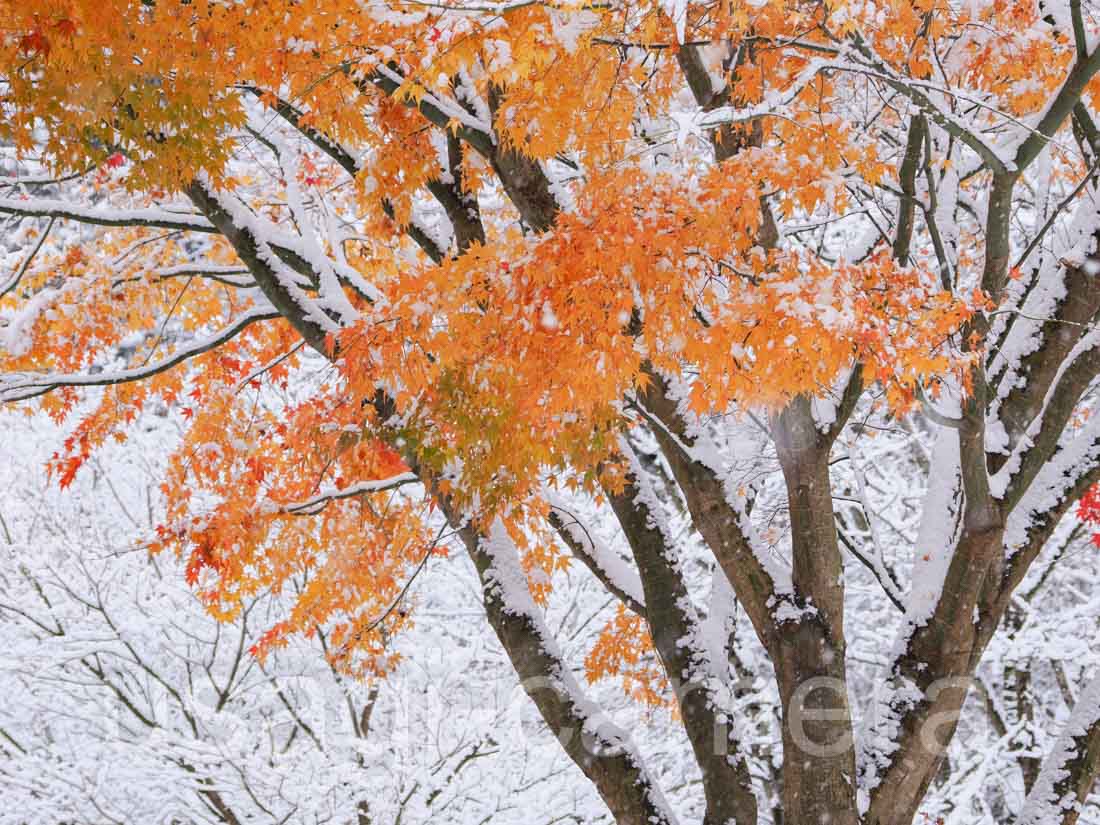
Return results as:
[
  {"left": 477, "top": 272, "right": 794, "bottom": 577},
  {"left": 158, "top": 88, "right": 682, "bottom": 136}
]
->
[
  {"left": 56, "top": 455, "right": 84, "bottom": 489},
  {"left": 1079, "top": 483, "right": 1100, "bottom": 548},
  {"left": 18, "top": 29, "right": 50, "bottom": 58},
  {"left": 54, "top": 18, "right": 77, "bottom": 38}
]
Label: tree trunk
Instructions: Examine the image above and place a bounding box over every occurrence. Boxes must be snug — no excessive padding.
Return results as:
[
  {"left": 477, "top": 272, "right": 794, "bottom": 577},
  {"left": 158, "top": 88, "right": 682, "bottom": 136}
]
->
[{"left": 771, "top": 397, "right": 860, "bottom": 825}]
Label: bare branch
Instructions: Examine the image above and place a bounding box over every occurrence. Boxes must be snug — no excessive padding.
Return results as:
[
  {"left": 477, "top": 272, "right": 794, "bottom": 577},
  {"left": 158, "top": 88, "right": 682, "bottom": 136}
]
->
[{"left": 0, "top": 217, "right": 54, "bottom": 299}]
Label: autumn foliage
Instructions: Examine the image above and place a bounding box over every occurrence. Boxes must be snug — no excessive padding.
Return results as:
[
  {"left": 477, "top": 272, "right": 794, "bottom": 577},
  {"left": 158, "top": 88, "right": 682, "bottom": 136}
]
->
[
  {"left": 0, "top": 0, "right": 1001, "bottom": 675},
  {"left": 4, "top": 1, "right": 1100, "bottom": 823}
]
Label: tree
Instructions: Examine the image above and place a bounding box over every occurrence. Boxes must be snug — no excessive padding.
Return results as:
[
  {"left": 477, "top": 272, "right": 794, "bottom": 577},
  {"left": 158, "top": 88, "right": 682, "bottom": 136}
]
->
[{"left": 2, "top": 1, "right": 1100, "bottom": 823}]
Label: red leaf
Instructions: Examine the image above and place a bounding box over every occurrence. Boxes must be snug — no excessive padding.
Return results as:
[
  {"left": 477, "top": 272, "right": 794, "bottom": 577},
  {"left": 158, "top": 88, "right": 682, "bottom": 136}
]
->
[
  {"left": 1078, "top": 482, "right": 1100, "bottom": 548},
  {"left": 19, "top": 30, "right": 50, "bottom": 57},
  {"left": 245, "top": 456, "right": 267, "bottom": 483},
  {"left": 58, "top": 455, "right": 84, "bottom": 489}
]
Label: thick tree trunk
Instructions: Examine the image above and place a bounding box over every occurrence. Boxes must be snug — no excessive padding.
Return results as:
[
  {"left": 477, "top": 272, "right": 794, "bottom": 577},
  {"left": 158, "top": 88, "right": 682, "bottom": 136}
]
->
[
  {"left": 772, "top": 624, "right": 858, "bottom": 825},
  {"left": 771, "top": 397, "right": 860, "bottom": 825}
]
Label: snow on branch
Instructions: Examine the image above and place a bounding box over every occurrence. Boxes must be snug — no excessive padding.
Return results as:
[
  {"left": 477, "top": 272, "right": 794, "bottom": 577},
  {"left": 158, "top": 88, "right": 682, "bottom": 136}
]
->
[
  {"left": 281, "top": 473, "right": 420, "bottom": 514},
  {"left": 153, "top": 264, "right": 253, "bottom": 284},
  {"left": 0, "top": 196, "right": 217, "bottom": 233},
  {"left": 0, "top": 306, "right": 280, "bottom": 403},
  {"left": 1018, "top": 672, "right": 1100, "bottom": 825},
  {"left": 544, "top": 489, "right": 646, "bottom": 614},
  {"left": 472, "top": 519, "right": 678, "bottom": 825},
  {"left": 254, "top": 119, "right": 378, "bottom": 317},
  {"left": 696, "top": 56, "right": 840, "bottom": 131},
  {"left": 1004, "top": 411, "right": 1100, "bottom": 559},
  {"left": 841, "top": 40, "right": 1012, "bottom": 174},
  {"left": 187, "top": 180, "right": 346, "bottom": 343},
  {"left": 373, "top": 64, "right": 494, "bottom": 143}
]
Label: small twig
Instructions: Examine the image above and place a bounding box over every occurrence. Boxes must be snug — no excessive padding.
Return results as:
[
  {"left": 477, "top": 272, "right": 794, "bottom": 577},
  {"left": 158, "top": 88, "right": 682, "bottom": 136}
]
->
[
  {"left": 139, "top": 276, "right": 195, "bottom": 368},
  {"left": 0, "top": 216, "right": 54, "bottom": 300},
  {"left": 358, "top": 522, "right": 448, "bottom": 636}
]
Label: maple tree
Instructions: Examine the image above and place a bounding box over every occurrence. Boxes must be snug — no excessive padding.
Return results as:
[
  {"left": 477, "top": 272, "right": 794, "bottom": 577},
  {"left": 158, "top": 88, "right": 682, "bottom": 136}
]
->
[{"left": 3, "top": 0, "right": 1100, "bottom": 823}]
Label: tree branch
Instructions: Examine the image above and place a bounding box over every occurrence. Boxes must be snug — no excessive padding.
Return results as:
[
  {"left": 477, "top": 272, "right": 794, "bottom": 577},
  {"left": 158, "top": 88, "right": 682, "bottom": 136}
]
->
[
  {"left": 1018, "top": 673, "right": 1100, "bottom": 825},
  {"left": 0, "top": 196, "right": 217, "bottom": 233},
  {"left": 0, "top": 307, "right": 280, "bottom": 403},
  {"left": 604, "top": 439, "right": 757, "bottom": 825}
]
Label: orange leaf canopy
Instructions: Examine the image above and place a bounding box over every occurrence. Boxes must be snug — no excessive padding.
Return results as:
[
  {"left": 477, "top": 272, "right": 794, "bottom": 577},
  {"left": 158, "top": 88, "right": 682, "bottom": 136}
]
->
[{"left": 0, "top": 0, "right": 1036, "bottom": 676}]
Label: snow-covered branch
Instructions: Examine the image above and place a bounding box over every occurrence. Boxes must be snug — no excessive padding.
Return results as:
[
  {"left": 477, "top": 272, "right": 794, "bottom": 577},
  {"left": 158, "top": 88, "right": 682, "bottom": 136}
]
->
[
  {"left": 281, "top": 473, "right": 420, "bottom": 514},
  {"left": 0, "top": 306, "right": 280, "bottom": 403},
  {"left": 0, "top": 196, "right": 217, "bottom": 233}
]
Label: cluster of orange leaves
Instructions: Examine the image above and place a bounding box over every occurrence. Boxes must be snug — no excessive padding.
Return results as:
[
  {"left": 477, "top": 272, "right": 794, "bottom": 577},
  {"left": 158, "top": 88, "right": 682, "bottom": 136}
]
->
[
  {"left": 586, "top": 604, "right": 670, "bottom": 708},
  {"left": 339, "top": 153, "right": 977, "bottom": 520},
  {"left": 156, "top": 387, "right": 439, "bottom": 676},
  {"left": 0, "top": 217, "right": 436, "bottom": 676},
  {"left": 2, "top": 0, "right": 1085, "bottom": 200}
]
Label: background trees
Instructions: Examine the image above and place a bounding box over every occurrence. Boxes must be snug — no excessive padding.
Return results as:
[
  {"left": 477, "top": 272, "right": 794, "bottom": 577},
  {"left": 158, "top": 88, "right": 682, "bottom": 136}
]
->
[
  {"left": 0, "top": 409, "right": 591, "bottom": 825},
  {"left": 2, "top": 1, "right": 1100, "bottom": 823}
]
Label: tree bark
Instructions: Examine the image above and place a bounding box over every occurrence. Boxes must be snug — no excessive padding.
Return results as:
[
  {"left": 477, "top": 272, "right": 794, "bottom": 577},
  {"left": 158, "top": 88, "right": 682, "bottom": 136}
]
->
[
  {"left": 605, "top": 447, "right": 758, "bottom": 825},
  {"left": 771, "top": 397, "right": 859, "bottom": 825}
]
